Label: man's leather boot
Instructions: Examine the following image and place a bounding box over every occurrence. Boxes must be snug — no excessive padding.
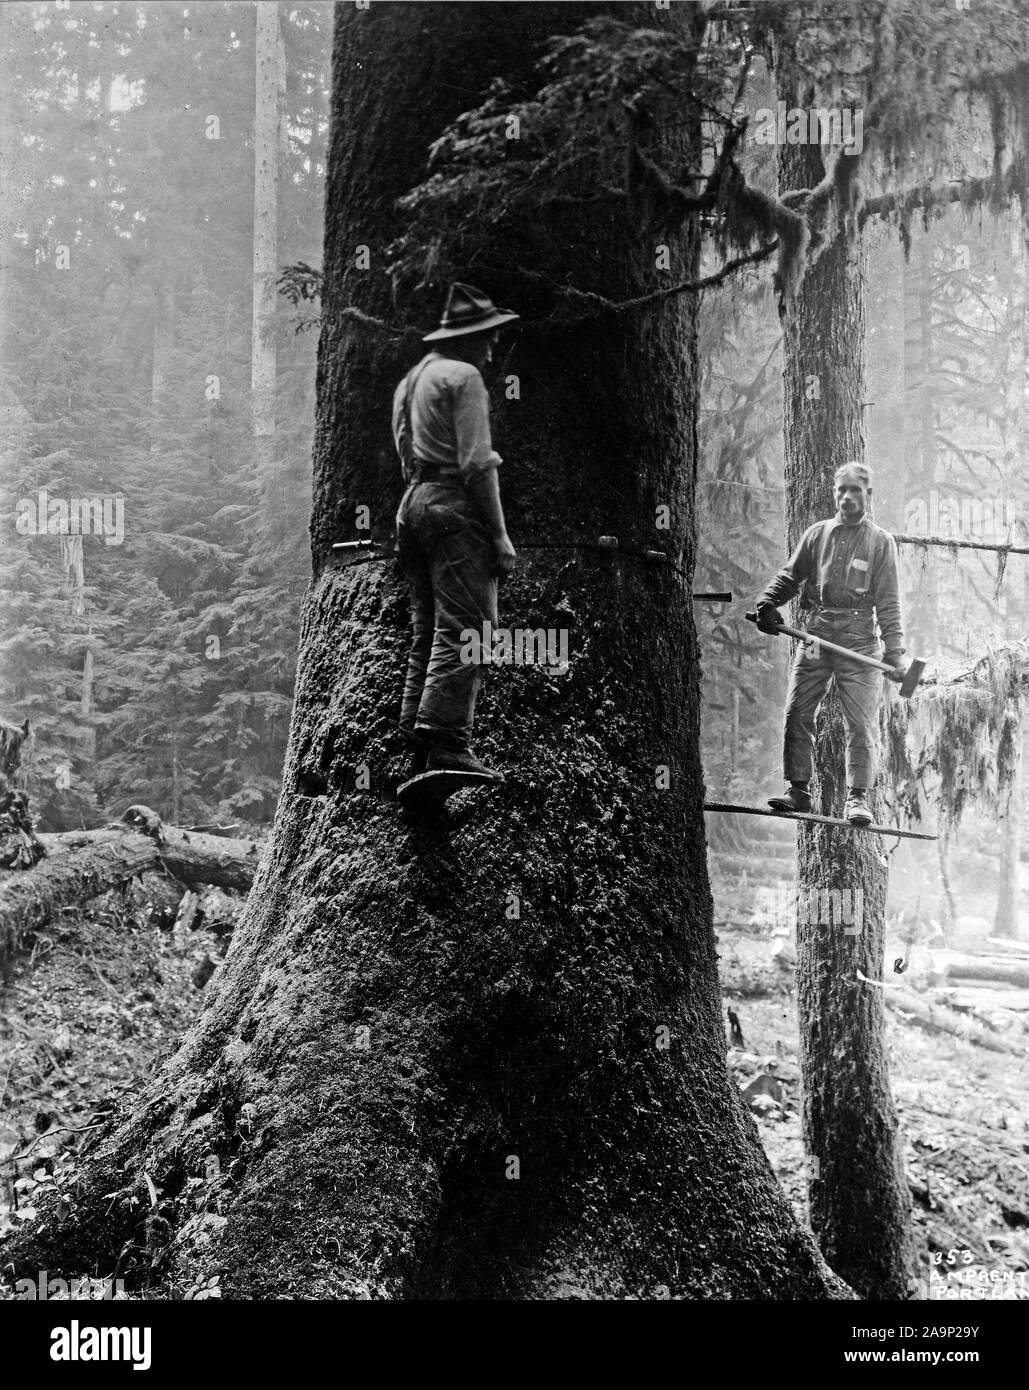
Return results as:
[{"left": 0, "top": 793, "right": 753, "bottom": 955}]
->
[
  {"left": 768, "top": 783, "right": 811, "bottom": 813},
  {"left": 400, "top": 725, "right": 432, "bottom": 775},
  {"left": 426, "top": 745, "right": 505, "bottom": 780}
]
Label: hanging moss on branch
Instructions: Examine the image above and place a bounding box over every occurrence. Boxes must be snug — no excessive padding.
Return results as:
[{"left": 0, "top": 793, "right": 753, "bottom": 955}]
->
[
  {"left": 883, "top": 641, "right": 1029, "bottom": 831},
  {"left": 381, "top": 7, "right": 1029, "bottom": 328},
  {"left": 273, "top": 11, "right": 1029, "bottom": 344}
]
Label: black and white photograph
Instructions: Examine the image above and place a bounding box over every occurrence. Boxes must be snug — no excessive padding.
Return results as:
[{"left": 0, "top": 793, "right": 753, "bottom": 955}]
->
[{"left": 0, "top": 0, "right": 1027, "bottom": 1357}]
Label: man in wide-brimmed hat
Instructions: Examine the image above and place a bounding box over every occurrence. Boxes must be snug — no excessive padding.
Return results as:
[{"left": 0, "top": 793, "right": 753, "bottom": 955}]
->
[{"left": 393, "top": 282, "right": 520, "bottom": 778}]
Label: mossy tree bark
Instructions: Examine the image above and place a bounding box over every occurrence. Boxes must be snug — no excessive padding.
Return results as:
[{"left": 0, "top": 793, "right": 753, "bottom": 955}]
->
[
  {"left": 778, "top": 133, "right": 913, "bottom": 1299},
  {"left": 8, "top": 3, "right": 848, "bottom": 1300}
]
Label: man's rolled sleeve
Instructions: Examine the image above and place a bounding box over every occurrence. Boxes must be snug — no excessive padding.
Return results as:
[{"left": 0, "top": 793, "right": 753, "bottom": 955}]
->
[
  {"left": 759, "top": 528, "right": 814, "bottom": 609},
  {"left": 392, "top": 381, "right": 408, "bottom": 463},
  {"left": 452, "top": 371, "right": 502, "bottom": 481},
  {"left": 873, "top": 533, "right": 905, "bottom": 654}
]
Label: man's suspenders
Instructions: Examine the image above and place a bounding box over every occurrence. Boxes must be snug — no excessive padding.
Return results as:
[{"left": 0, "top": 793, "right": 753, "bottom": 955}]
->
[
  {"left": 400, "top": 357, "right": 433, "bottom": 484},
  {"left": 811, "top": 520, "right": 876, "bottom": 610},
  {"left": 814, "top": 521, "right": 832, "bottom": 607}
]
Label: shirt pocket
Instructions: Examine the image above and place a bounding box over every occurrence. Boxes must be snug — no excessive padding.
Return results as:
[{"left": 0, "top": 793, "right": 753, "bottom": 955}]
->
[{"left": 848, "top": 555, "right": 871, "bottom": 596}]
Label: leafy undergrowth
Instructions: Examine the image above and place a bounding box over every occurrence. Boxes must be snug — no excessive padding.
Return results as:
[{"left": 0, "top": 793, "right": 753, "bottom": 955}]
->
[
  {"left": 714, "top": 867, "right": 1029, "bottom": 1302},
  {"left": 0, "top": 873, "right": 242, "bottom": 1298}
]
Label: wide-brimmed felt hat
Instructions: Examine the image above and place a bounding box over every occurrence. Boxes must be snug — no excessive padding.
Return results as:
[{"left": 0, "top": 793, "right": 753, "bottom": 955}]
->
[{"left": 423, "top": 282, "right": 520, "bottom": 341}]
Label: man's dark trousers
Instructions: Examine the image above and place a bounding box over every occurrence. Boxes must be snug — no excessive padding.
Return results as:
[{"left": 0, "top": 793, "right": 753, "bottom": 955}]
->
[
  {"left": 783, "top": 609, "right": 883, "bottom": 788},
  {"left": 396, "top": 479, "right": 497, "bottom": 751}
]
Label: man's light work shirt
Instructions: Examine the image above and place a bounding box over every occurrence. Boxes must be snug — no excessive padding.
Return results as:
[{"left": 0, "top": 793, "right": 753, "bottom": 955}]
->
[
  {"left": 759, "top": 516, "right": 905, "bottom": 654},
  {"left": 392, "top": 352, "right": 502, "bottom": 484}
]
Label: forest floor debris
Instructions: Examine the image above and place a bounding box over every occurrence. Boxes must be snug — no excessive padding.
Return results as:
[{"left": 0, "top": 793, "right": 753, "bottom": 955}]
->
[
  {"left": 714, "top": 868, "right": 1029, "bottom": 1300},
  {"left": 1, "top": 860, "right": 1026, "bottom": 1299},
  {"left": 0, "top": 872, "right": 240, "bottom": 1287}
]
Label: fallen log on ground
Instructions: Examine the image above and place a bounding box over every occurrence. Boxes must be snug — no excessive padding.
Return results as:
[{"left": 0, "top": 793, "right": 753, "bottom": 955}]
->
[
  {"left": 0, "top": 806, "right": 260, "bottom": 969},
  {"left": 944, "top": 952, "right": 1029, "bottom": 990},
  {"left": 884, "top": 988, "right": 1026, "bottom": 1055},
  {"left": 986, "top": 937, "right": 1029, "bottom": 955},
  {"left": 940, "top": 984, "right": 1029, "bottom": 1016}
]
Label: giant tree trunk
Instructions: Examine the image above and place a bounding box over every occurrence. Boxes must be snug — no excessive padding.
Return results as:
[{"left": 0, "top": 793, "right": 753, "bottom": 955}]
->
[
  {"left": 778, "top": 134, "right": 913, "bottom": 1298},
  {"left": 8, "top": 4, "right": 846, "bottom": 1300}
]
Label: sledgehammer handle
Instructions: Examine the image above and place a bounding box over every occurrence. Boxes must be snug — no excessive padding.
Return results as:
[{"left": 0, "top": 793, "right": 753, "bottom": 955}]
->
[{"left": 743, "top": 611, "right": 901, "bottom": 681}]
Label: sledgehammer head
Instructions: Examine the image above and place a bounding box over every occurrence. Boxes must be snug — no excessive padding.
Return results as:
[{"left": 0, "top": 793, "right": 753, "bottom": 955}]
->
[{"left": 894, "top": 657, "right": 925, "bottom": 698}]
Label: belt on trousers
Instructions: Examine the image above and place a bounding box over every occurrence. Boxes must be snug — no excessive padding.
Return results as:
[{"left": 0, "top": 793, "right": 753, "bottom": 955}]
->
[
  {"left": 412, "top": 460, "right": 461, "bottom": 484},
  {"left": 811, "top": 605, "right": 873, "bottom": 616}
]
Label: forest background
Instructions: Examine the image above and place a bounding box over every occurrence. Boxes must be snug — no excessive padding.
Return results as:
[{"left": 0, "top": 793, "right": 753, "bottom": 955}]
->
[{"left": 1, "top": 0, "right": 1026, "bottom": 931}]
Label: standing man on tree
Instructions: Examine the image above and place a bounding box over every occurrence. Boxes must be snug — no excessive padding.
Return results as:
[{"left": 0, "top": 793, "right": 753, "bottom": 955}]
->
[
  {"left": 755, "top": 462, "right": 906, "bottom": 827},
  {"left": 393, "top": 283, "right": 519, "bottom": 779}
]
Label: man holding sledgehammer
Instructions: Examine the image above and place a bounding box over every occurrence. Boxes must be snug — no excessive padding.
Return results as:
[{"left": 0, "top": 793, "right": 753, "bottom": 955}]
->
[{"left": 752, "top": 462, "right": 908, "bottom": 827}]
